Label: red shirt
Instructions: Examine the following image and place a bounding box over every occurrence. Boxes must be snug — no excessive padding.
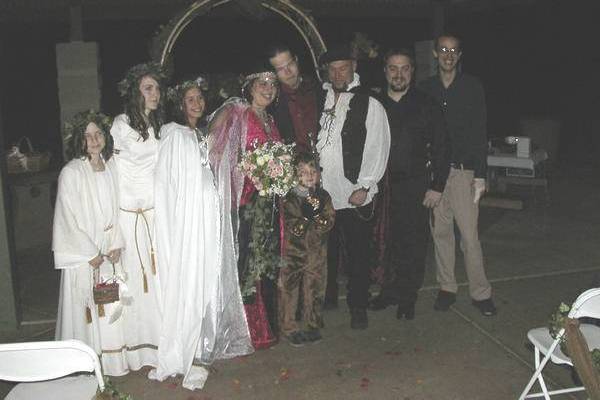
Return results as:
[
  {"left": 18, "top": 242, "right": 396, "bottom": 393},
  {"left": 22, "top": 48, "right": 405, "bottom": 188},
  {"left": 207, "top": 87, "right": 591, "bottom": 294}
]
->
[{"left": 281, "top": 79, "right": 318, "bottom": 152}]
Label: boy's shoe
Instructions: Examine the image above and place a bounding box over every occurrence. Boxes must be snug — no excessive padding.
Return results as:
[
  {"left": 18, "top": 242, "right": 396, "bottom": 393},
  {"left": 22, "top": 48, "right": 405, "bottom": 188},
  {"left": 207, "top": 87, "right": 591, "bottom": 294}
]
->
[
  {"left": 472, "top": 298, "right": 497, "bottom": 317},
  {"left": 285, "top": 331, "right": 306, "bottom": 347},
  {"left": 303, "top": 329, "right": 322, "bottom": 344},
  {"left": 433, "top": 290, "right": 456, "bottom": 311}
]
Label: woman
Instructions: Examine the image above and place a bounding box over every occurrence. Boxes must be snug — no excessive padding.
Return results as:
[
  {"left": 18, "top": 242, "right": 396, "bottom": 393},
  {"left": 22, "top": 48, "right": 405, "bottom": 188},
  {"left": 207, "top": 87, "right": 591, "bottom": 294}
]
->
[
  {"left": 110, "top": 62, "right": 165, "bottom": 372},
  {"left": 150, "top": 78, "right": 252, "bottom": 390},
  {"left": 209, "top": 65, "right": 282, "bottom": 350},
  {"left": 53, "top": 110, "right": 127, "bottom": 375}
]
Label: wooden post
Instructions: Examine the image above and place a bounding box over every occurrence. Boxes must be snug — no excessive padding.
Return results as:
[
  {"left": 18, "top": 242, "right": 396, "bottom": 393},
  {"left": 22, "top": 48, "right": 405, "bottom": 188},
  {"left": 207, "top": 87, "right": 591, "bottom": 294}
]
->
[{"left": 565, "top": 317, "right": 600, "bottom": 399}]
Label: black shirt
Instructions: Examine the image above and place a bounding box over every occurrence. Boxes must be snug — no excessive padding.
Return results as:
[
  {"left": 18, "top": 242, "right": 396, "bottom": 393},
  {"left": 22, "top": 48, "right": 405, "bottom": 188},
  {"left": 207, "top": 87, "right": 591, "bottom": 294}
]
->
[
  {"left": 419, "top": 73, "right": 488, "bottom": 178},
  {"left": 378, "top": 86, "right": 450, "bottom": 193}
]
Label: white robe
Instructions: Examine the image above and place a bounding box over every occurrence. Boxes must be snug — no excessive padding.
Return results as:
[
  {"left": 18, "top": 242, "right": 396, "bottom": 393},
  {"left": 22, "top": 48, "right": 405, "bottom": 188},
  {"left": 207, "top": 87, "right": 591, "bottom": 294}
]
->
[
  {"left": 110, "top": 114, "right": 162, "bottom": 371},
  {"left": 151, "top": 122, "right": 252, "bottom": 390},
  {"left": 53, "top": 157, "right": 129, "bottom": 376}
]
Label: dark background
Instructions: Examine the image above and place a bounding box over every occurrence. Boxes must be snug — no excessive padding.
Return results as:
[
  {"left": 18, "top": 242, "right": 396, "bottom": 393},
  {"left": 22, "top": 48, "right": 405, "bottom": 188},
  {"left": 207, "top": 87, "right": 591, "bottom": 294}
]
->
[{"left": 1, "top": 0, "right": 599, "bottom": 167}]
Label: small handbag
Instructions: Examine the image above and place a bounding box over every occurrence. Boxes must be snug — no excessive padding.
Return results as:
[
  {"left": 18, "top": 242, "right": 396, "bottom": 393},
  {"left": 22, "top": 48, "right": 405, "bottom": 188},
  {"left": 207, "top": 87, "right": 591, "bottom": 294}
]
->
[{"left": 93, "top": 261, "right": 120, "bottom": 305}]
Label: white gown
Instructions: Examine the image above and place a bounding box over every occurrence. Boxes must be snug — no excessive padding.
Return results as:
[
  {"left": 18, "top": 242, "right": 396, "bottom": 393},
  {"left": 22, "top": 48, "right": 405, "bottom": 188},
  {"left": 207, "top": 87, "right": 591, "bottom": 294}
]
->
[
  {"left": 150, "top": 122, "right": 252, "bottom": 390},
  {"left": 53, "top": 157, "right": 129, "bottom": 376},
  {"left": 110, "top": 114, "right": 162, "bottom": 371}
]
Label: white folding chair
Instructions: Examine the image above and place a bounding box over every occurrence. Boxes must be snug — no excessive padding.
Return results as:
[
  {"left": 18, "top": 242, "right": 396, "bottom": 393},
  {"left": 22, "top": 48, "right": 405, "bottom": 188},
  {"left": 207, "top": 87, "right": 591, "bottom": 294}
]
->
[
  {"left": 519, "top": 288, "right": 600, "bottom": 399},
  {"left": 0, "top": 339, "right": 105, "bottom": 400}
]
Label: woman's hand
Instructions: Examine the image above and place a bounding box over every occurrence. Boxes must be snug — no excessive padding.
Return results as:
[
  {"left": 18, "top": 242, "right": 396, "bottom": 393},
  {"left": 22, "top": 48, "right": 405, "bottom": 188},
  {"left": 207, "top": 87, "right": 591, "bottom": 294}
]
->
[
  {"left": 89, "top": 254, "right": 103, "bottom": 269},
  {"left": 107, "top": 249, "right": 121, "bottom": 263}
]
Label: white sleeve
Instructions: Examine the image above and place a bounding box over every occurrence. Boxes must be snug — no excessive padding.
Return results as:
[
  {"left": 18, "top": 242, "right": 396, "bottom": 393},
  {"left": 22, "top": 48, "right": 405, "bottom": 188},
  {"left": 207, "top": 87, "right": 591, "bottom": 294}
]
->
[
  {"left": 355, "top": 97, "right": 390, "bottom": 191},
  {"left": 52, "top": 166, "right": 99, "bottom": 269},
  {"left": 110, "top": 114, "right": 130, "bottom": 152}
]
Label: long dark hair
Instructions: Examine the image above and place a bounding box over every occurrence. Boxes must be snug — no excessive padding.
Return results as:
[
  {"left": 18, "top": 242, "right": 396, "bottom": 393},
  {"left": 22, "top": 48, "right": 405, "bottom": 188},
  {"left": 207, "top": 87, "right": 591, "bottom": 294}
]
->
[
  {"left": 119, "top": 63, "right": 167, "bottom": 140},
  {"left": 65, "top": 110, "right": 114, "bottom": 162}
]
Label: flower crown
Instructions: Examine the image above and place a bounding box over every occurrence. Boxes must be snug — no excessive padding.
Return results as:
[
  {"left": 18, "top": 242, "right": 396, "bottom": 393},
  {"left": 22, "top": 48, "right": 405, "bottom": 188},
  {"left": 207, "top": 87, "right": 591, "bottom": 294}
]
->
[
  {"left": 167, "top": 76, "right": 209, "bottom": 103},
  {"left": 63, "top": 110, "right": 113, "bottom": 143},
  {"left": 117, "top": 62, "right": 167, "bottom": 98}
]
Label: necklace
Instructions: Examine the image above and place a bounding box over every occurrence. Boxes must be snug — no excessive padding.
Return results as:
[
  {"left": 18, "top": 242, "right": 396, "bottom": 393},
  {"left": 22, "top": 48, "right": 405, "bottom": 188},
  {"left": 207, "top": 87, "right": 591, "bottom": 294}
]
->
[{"left": 252, "top": 107, "right": 272, "bottom": 136}]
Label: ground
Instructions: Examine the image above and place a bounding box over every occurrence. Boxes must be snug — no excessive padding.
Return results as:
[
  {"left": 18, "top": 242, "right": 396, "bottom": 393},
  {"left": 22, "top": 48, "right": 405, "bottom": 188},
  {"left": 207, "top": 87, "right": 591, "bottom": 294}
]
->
[{"left": 1, "top": 166, "right": 599, "bottom": 399}]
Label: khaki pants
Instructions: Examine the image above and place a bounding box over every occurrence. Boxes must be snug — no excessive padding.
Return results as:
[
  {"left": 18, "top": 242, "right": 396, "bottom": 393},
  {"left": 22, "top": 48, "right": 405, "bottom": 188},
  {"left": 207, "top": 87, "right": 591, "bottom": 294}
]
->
[{"left": 431, "top": 168, "right": 491, "bottom": 300}]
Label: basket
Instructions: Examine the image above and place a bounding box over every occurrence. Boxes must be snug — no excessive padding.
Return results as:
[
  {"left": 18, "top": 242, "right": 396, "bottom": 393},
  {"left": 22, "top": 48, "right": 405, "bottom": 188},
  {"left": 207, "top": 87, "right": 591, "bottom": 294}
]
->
[
  {"left": 5, "top": 137, "right": 51, "bottom": 174},
  {"left": 93, "top": 282, "right": 120, "bottom": 304},
  {"left": 92, "top": 262, "right": 120, "bottom": 305}
]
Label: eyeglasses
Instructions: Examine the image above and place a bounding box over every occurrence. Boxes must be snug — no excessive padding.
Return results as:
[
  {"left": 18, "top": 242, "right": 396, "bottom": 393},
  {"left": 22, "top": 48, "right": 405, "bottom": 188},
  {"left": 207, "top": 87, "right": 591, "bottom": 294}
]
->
[{"left": 438, "top": 47, "right": 461, "bottom": 54}]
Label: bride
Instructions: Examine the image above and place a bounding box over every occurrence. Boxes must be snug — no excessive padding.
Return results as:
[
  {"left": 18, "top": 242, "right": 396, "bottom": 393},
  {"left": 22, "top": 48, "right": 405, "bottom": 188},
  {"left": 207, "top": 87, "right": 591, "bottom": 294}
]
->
[{"left": 150, "top": 78, "right": 252, "bottom": 390}]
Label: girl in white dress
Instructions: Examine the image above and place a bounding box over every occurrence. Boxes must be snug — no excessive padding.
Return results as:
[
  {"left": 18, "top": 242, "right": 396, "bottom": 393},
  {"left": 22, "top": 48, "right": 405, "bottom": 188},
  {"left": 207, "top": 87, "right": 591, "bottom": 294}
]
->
[
  {"left": 150, "top": 78, "right": 252, "bottom": 390},
  {"left": 109, "top": 63, "right": 166, "bottom": 372},
  {"left": 54, "top": 110, "right": 128, "bottom": 376}
]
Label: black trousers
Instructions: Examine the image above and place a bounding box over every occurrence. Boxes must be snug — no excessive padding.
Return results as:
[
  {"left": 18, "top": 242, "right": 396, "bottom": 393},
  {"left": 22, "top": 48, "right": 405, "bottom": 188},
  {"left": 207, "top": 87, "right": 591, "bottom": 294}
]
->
[
  {"left": 333, "top": 205, "right": 376, "bottom": 309},
  {"left": 381, "top": 176, "right": 430, "bottom": 305}
]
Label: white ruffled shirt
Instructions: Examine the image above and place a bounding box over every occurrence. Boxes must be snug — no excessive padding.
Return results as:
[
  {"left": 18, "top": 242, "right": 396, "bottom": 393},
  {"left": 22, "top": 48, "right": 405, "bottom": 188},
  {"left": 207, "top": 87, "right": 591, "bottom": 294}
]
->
[{"left": 317, "top": 73, "right": 390, "bottom": 210}]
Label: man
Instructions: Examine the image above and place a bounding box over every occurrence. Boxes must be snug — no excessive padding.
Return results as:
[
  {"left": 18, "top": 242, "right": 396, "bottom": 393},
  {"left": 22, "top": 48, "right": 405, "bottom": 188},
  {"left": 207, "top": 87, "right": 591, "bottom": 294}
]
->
[
  {"left": 267, "top": 44, "right": 319, "bottom": 152},
  {"left": 419, "top": 34, "right": 496, "bottom": 316},
  {"left": 317, "top": 44, "right": 390, "bottom": 329},
  {"left": 266, "top": 44, "right": 339, "bottom": 307},
  {"left": 368, "top": 48, "right": 450, "bottom": 320}
]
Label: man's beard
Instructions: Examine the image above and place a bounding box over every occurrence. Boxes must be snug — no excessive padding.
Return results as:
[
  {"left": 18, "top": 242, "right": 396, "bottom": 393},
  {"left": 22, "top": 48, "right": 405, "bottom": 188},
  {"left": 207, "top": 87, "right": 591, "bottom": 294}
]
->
[
  {"left": 332, "top": 81, "right": 349, "bottom": 93},
  {"left": 389, "top": 80, "right": 409, "bottom": 93}
]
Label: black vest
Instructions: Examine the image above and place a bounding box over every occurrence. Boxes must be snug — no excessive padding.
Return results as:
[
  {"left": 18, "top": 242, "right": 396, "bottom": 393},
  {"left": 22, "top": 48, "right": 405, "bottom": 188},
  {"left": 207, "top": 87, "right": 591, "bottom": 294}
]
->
[{"left": 339, "top": 92, "right": 370, "bottom": 183}]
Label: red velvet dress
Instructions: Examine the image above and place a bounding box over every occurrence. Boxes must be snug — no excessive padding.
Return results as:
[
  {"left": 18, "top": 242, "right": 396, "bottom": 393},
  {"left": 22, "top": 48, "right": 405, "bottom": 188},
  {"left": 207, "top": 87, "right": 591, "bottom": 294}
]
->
[{"left": 240, "top": 111, "right": 281, "bottom": 350}]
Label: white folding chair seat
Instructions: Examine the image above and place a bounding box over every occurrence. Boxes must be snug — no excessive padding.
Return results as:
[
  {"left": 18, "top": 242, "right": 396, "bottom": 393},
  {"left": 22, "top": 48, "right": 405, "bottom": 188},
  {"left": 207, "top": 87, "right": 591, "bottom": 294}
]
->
[
  {"left": 519, "top": 288, "right": 600, "bottom": 400},
  {"left": 0, "top": 339, "right": 104, "bottom": 400}
]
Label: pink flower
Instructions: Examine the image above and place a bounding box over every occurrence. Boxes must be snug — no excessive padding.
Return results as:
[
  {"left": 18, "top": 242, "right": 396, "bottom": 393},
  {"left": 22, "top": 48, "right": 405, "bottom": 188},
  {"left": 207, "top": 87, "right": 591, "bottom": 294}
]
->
[{"left": 274, "top": 165, "right": 284, "bottom": 177}]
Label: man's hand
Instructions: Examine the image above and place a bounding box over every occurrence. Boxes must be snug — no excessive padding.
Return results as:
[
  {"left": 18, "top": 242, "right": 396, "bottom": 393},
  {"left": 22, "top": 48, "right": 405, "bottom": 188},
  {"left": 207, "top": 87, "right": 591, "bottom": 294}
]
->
[
  {"left": 472, "top": 178, "right": 486, "bottom": 203},
  {"left": 89, "top": 254, "right": 103, "bottom": 269},
  {"left": 348, "top": 188, "right": 369, "bottom": 206},
  {"left": 422, "top": 190, "right": 442, "bottom": 209},
  {"left": 107, "top": 249, "right": 121, "bottom": 264}
]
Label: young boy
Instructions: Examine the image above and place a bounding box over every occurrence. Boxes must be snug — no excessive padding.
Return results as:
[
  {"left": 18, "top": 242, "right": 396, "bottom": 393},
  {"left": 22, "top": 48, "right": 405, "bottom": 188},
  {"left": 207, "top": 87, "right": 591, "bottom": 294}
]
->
[{"left": 279, "top": 152, "right": 335, "bottom": 346}]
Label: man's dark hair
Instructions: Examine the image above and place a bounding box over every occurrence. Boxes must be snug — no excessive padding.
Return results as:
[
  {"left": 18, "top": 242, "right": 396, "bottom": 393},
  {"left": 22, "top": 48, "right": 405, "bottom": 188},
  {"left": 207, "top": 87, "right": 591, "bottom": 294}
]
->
[
  {"left": 435, "top": 33, "right": 462, "bottom": 51},
  {"left": 383, "top": 47, "right": 415, "bottom": 66},
  {"left": 266, "top": 43, "right": 296, "bottom": 61}
]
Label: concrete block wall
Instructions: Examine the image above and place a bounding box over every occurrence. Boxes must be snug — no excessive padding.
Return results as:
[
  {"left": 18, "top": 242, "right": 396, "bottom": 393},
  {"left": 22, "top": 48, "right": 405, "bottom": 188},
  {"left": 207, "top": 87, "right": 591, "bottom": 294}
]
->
[{"left": 55, "top": 41, "right": 101, "bottom": 158}]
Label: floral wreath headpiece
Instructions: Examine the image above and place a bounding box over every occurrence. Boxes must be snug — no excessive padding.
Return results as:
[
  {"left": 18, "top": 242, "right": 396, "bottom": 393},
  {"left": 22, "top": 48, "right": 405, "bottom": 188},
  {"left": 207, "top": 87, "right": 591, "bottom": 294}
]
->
[
  {"left": 63, "top": 110, "right": 113, "bottom": 143},
  {"left": 167, "top": 76, "right": 209, "bottom": 103},
  {"left": 117, "top": 62, "right": 168, "bottom": 98}
]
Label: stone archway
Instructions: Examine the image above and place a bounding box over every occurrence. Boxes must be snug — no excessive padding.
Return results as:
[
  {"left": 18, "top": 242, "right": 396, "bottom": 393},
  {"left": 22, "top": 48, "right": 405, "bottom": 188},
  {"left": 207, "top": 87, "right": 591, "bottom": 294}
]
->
[{"left": 150, "top": 0, "right": 327, "bottom": 80}]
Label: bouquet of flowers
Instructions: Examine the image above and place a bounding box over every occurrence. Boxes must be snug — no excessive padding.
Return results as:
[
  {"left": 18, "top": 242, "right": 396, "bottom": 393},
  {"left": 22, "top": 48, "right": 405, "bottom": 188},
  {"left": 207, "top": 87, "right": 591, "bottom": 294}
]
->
[
  {"left": 240, "top": 140, "right": 297, "bottom": 197},
  {"left": 237, "top": 140, "right": 296, "bottom": 299}
]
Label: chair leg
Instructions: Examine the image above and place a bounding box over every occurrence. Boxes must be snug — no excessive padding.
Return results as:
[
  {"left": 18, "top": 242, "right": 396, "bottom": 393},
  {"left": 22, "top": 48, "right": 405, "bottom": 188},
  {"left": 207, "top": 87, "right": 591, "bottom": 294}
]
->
[
  {"left": 534, "top": 348, "right": 551, "bottom": 400},
  {"left": 518, "top": 339, "right": 562, "bottom": 400}
]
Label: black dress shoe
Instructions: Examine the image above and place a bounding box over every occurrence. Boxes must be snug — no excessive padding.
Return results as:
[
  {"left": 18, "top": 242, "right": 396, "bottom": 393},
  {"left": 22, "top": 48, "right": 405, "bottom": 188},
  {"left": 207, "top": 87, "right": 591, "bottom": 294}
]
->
[
  {"left": 368, "top": 295, "right": 397, "bottom": 311},
  {"left": 433, "top": 290, "right": 456, "bottom": 311},
  {"left": 350, "top": 308, "right": 368, "bottom": 330},
  {"left": 396, "top": 303, "right": 415, "bottom": 320}
]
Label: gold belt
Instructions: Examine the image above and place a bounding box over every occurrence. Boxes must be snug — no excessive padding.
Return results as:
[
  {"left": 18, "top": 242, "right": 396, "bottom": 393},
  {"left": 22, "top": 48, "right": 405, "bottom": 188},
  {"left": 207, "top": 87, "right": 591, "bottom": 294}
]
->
[{"left": 120, "top": 207, "right": 156, "bottom": 293}]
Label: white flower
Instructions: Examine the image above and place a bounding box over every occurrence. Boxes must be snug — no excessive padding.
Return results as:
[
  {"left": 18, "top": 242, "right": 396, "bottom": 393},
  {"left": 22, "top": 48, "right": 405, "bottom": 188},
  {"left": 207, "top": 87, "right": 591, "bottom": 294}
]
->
[{"left": 257, "top": 156, "right": 266, "bottom": 166}]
